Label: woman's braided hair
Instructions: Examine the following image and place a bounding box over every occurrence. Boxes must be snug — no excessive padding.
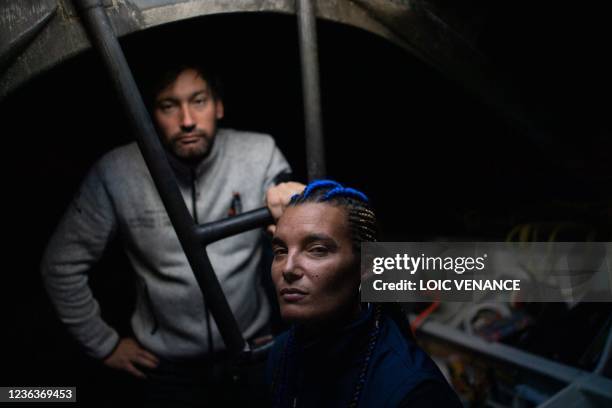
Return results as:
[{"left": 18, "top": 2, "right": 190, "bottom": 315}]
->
[
  {"left": 288, "top": 180, "right": 378, "bottom": 252},
  {"left": 274, "top": 181, "right": 414, "bottom": 408},
  {"left": 274, "top": 181, "right": 379, "bottom": 408}
]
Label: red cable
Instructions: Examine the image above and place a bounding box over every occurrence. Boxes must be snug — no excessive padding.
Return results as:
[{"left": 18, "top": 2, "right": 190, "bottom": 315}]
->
[{"left": 411, "top": 300, "right": 440, "bottom": 333}]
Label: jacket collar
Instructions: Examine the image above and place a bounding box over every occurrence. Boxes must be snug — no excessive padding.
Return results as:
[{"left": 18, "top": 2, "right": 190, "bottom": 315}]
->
[{"left": 294, "top": 305, "right": 374, "bottom": 362}]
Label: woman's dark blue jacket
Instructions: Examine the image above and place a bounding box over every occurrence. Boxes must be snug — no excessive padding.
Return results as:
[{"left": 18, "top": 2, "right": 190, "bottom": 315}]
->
[{"left": 266, "top": 307, "right": 463, "bottom": 407}]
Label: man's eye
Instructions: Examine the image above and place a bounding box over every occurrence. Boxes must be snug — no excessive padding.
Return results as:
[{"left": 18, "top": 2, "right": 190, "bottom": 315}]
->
[
  {"left": 193, "top": 97, "right": 208, "bottom": 105},
  {"left": 309, "top": 246, "right": 329, "bottom": 256},
  {"left": 159, "top": 104, "right": 176, "bottom": 112}
]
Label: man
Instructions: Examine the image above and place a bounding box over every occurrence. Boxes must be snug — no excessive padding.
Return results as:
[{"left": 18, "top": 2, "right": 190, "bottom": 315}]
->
[{"left": 41, "top": 64, "right": 303, "bottom": 404}]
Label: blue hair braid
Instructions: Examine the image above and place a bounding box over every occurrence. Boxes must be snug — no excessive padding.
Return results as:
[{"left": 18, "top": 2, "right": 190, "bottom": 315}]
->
[
  {"left": 302, "top": 179, "right": 343, "bottom": 198},
  {"left": 322, "top": 187, "right": 369, "bottom": 203},
  {"left": 288, "top": 179, "right": 377, "bottom": 252}
]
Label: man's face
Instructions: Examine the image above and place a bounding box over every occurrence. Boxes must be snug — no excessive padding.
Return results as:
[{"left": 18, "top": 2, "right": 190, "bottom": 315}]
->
[
  {"left": 271, "top": 203, "right": 360, "bottom": 324},
  {"left": 153, "top": 68, "right": 224, "bottom": 163}
]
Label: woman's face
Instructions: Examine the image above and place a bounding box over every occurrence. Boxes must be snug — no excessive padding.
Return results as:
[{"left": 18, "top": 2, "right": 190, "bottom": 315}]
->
[{"left": 271, "top": 202, "right": 360, "bottom": 324}]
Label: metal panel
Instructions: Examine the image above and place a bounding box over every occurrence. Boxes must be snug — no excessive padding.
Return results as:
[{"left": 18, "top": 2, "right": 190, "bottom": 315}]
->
[{"left": 0, "top": 0, "right": 526, "bottom": 131}]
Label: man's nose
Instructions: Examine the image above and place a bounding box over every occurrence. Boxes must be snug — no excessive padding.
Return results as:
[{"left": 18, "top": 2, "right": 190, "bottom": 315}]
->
[{"left": 180, "top": 105, "right": 196, "bottom": 132}]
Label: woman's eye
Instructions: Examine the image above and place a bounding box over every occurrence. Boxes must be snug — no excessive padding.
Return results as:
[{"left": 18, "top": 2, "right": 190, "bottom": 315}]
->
[{"left": 272, "top": 247, "right": 287, "bottom": 257}]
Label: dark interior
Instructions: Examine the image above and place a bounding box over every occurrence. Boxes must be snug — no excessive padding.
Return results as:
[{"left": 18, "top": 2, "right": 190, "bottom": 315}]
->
[{"left": 1, "top": 7, "right": 610, "bottom": 404}]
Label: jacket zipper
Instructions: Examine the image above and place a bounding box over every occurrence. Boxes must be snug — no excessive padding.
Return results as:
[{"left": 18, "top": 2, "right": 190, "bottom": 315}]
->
[{"left": 191, "top": 169, "right": 215, "bottom": 355}]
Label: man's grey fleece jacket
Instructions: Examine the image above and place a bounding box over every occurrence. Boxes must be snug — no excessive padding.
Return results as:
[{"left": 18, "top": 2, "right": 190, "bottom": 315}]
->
[{"left": 40, "top": 128, "right": 290, "bottom": 361}]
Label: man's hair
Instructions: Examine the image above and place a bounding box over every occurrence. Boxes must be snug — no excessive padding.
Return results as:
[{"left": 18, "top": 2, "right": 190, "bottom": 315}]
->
[
  {"left": 288, "top": 179, "right": 378, "bottom": 253},
  {"left": 142, "top": 62, "right": 223, "bottom": 110}
]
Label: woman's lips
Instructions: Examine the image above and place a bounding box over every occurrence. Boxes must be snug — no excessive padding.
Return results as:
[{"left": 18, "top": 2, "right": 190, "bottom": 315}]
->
[{"left": 280, "top": 287, "right": 307, "bottom": 302}]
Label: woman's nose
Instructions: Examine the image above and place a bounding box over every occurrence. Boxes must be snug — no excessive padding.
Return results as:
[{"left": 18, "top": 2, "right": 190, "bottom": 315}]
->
[{"left": 281, "top": 253, "right": 304, "bottom": 283}]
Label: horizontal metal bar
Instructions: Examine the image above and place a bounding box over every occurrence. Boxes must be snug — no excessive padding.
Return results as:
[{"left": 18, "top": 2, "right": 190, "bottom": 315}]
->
[
  {"left": 594, "top": 323, "right": 612, "bottom": 375},
  {"left": 196, "top": 208, "right": 274, "bottom": 245},
  {"left": 415, "top": 317, "right": 585, "bottom": 384}
]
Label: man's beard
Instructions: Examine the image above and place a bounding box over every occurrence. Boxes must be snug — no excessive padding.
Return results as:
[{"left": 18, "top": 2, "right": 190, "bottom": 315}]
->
[{"left": 167, "top": 129, "right": 215, "bottom": 165}]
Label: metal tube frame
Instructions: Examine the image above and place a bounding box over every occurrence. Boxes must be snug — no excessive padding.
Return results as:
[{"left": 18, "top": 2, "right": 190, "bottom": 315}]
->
[
  {"left": 73, "top": 0, "right": 330, "bottom": 359},
  {"left": 73, "top": 0, "right": 249, "bottom": 356},
  {"left": 297, "top": 0, "right": 326, "bottom": 181}
]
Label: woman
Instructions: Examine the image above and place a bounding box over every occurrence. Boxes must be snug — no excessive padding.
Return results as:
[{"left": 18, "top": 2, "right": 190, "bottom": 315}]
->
[{"left": 267, "top": 180, "right": 462, "bottom": 407}]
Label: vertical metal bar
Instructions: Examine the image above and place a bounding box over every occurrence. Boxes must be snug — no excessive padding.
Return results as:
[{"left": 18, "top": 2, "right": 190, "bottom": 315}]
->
[
  {"left": 72, "top": 0, "right": 246, "bottom": 355},
  {"left": 297, "top": 0, "right": 326, "bottom": 181}
]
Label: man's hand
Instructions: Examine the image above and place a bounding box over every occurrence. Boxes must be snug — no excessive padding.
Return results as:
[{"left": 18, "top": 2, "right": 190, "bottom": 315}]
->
[
  {"left": 103, "top": 338, "right": 159, "bottom": 379},
  {"left": 265, "top": 182, "right": 305, "bottom": 235}
]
